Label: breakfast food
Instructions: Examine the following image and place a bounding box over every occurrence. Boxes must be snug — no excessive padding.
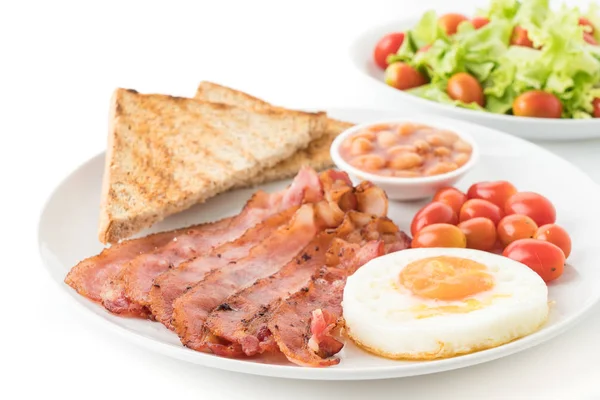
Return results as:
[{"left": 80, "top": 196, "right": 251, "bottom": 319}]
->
[
  {"left": 99, "top": 88, "right": 328, "bottom": 243},
  {"left": 343, "top": 247, "right": 549, "bottom": 360},
  {"left": 201, "top": 210, "right": 409, "bottom": 358},
  {"left": 67, "top": 165, "right": 412, "bottom": 367},
  {"left": 410, "top": 181, "right": 571, "bottom": 282},
  {"left": 270, "top": 223, "right": 410, "bottom": 367},
  {"left": 338, "top": 122, "right": 472, "bottom": 177},
  {"left": 194, "top": 81, "right": 354, "bottom": 187},
  {"left": 71, "top": 167, "right": 323, "bottom": 316},
  {"left": 65, "top": 81, "right": 572, "bottom": 370},
  {"left": 373, "top": 0, "right": 600, "bottom": 119}
]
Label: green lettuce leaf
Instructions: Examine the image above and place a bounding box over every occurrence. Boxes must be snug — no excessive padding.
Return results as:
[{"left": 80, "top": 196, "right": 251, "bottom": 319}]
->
[
  {"left": 411, "top": 19, "right": 511, "bottom": 82},
  {"left": 387, "top": 10, "right": 447, "bottom": 65},
  {"left": 407, "top": 82, "right": 487, "bottom": 111},
  {"left": 477, "top": 0, "right": 520, "bottom": 20},
  {"left": 513, "top": 0, "right": 550, "bottom": 29}
]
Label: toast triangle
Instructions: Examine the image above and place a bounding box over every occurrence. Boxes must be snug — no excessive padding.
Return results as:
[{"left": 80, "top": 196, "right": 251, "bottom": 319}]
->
[
  {"left": 194, "top": 81, "right": 353, "bottom": 187},
  {"left": 98, "top": 88, "right": 327, "bottom": 244}
]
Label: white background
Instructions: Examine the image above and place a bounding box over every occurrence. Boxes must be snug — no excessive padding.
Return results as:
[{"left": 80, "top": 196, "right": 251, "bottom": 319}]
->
[{"left": 3, "top": 0, "right": 600, "bottom": 399}]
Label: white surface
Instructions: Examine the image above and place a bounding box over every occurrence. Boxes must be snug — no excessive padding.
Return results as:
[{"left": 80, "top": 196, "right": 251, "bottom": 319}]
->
[
  {"left": 39, "top": 108, "right": 600, "bottom": 380},
  {"left": 3, "top": 0, "right": 600, "bottom": 399},
  {"left": 349, "top": 17, "right": 600, "bottom": 141},
  {"left": 330, "top": 116, "right": 480, "bottom": 200}
]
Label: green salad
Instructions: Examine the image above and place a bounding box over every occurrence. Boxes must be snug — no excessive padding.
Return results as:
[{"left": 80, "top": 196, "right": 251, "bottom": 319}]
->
[{"left": 373, "top": 0, "right": 600, "bottom": 119}]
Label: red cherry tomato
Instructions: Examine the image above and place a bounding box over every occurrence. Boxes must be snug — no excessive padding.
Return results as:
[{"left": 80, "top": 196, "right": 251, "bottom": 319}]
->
[
  {"left": 534, "top": 224, "right": 572, "bottom": 258},
  {"left": 433, "top": 187, "right": 468, "bottom": 214},
  {"left": 447, "top": 72, "right": 485, "bottom": 107},
  {"left": 410, "top": 201, "right": 458, "bottom": 236},
  {"left": 503, "top": 239, "right": 565, "bottom": 282},
  {"left": 467, "top": 180, "right": 518, "bottom": 208},
  {"left": 511, "top": 25, "right": 535, "bottom": 47},
  {"left": 459, "top": 199, "right": 504, "bottom": 226},
  {"left": 373, "top": 32, "right": 405, "bottom": 70},
  {"left": 471, "top": 17, "right": 490, "bottom": 29},
  {"left": 385, "top": 62, "right": 428, "bottom": 90},
  {"left": 505, "top": 192, "right": 557, "bottom": 226},
  {"left": 497, "top": 214, "right": 538, "bottom": 247},
  {"left": 579, "top": 17, "right": 595, "bottom": 34},
  {"left": 412, "top": 223, "right": 467, "bottom": 248},
  {"left": 438, "top": 13, "right": 469, "bottom": 35},
  {"left": 490, "top": 239, "right": 505, "bottom": 255},
  {"left": 458, "top": 217, "right": 497, "bottom": 251},
  {"left": 584, "top": 32, "right": 598, "bottom": 45},
  {"left": 593, "top": 98, "right": 600, "bottom": 118},
  {"left": 512, "top": 90, "right": 563, "bottom": 118}
]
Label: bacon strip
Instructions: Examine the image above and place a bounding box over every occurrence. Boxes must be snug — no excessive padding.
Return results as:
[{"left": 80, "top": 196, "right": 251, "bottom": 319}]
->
[
  {"left": 143, "top": 169, "right": 357, "bottom": 325},
  {"left": 148, "top": 207, "right": 297, "bottom": 329},
  {"left": 64, "top": 218, "right": 231, "bottom": 304},
  {"left": 100, "top": 167, "right": 323, "bottom": 317},
  {"left": 268, "top": 224, "right": 411, "bottom": 367},
  {"left": 172, "top": 202, "right": 342, "bottom": 351},
  {"left": 202, "top": 211, "right": 390, "bottom": 357},
  {"left": 203, "top": 229, "right": 341, "bottom": 357}
]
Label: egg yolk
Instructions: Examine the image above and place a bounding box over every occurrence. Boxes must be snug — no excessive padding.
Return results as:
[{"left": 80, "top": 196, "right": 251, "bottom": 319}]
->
[{"left": 399, "top": 256, "right": 494, "bottom": 300}]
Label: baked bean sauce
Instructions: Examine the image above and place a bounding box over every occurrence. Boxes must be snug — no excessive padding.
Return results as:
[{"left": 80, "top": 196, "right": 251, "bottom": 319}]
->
[{"left": 339, "top": 123, "right": 473, "bottom": 177}]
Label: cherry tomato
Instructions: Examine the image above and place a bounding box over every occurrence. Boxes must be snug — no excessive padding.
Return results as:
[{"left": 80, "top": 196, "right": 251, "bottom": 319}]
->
[
  {"left": 534, "top": 224, "right": 572, "bottom": 258},
  {"left": 512, "top": 90, "right": 563, "bottom": 118},
  {"left": 584, "top": 32, "right": 598, "bottom": 45},
  {"left": 490, "top": 239, "right": 505, "bottom": 255},
  {"left": 503, "top": 239, "right": 565, "bottom": 282},
  {"left": 471, "top": 16, "right": 490, "bottom": 29},
  {"left": 457, "top": 217, "right": 497, "bottom": 251},
  {"left": 579, "top": 17, "right": 595, "bottom": 34},
  {"left": 432, "top": 187, "right": 468, "bottom": 214},
  {"left": 410, "top": 201, "right": 458, "bottom": 236},
  {"left": 497, "top": 214, "right": 538, "bottom": 246},
  {"left": 412, "top": 223, "right": 467, "bottom": 248},
  {"left": 385, "top": 62, "right": 428, "bottom": 90},
  {"left": 459, "top": 199, "right": 504, "bottom": 226},
  {"left": 467, "top": 180, "right": 518, "bottom": 209},
  {"left": 505, "top": 192, "right": 556, "bottom": 226},
  {"left": 373, "top": 32, "right": 405, "bottom": 70},
  {"left": 593, "top": 98, "right": 600, "bottom": 118},
  {"left": 438, "top": 13, "right": 469, "bottom": 36},
  {"left": 511, "top": 26, "right": 534, "bottom": 48},
  {"left": 447, "top": 72, "right": 485, "bottom": 107}
]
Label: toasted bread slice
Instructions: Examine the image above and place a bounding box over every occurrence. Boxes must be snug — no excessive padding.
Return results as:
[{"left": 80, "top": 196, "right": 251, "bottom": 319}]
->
[
  {"left": 99, "top": 88, "right": 327, "bottom": 244},
  {"left": 195, "top": 81, "right": 354, "bottom": 187}
]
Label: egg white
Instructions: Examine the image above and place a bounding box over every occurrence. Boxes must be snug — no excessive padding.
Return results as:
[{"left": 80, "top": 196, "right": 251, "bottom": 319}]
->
[{"left": 342, "top": 247, "right": 549, "bottom": 360}]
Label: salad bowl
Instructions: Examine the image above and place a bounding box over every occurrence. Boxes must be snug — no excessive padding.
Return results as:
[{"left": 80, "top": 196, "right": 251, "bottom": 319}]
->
[{"left": 349, "top": 2, "right": 600, "bottom": 141}]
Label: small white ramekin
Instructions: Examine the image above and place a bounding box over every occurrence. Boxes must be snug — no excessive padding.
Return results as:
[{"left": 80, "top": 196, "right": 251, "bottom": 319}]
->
[{"left": 330, "top": 117, "right": 480, "bottom": 201}]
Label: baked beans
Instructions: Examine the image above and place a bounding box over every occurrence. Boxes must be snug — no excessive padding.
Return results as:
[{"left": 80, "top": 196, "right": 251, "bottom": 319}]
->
[{"left": 339, "top": 123, "right": 473, "bottom": 177}]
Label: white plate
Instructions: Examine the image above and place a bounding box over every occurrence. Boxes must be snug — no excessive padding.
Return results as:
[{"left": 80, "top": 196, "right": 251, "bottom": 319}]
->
[
  {"left": 38, "top": 108, "right": 600, "bottom": 380},
  {"left": 348, "top": 18, "right": 600, "bottom": 141}
]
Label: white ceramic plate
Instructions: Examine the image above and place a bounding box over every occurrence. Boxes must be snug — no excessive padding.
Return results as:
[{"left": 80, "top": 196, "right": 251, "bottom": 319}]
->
[
  {"left": 348, "top": 18, "right": 600, "bottom": 141},
  {"left": 38, "top": 108, "right": 600, "bottom": 380}
]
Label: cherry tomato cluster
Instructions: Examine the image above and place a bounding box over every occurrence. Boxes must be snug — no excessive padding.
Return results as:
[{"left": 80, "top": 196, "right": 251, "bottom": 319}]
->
[
  {"left": 373, "top": 13, "right": 600, "bottom": 118},
  {"left": 409, "top": 181, "right": 572, "bottom": 283}
]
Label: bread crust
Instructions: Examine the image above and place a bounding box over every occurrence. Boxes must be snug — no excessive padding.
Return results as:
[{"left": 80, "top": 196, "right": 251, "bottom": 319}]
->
[
  {"left": 98, "top": 88, "right": 327, "bottom": 244},
  {"left": 194, "top": 81, "right": 353, "bottom": 188}
]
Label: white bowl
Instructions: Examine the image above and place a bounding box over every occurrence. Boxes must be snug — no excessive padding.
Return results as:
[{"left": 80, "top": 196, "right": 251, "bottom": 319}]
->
[
  {"left": 348, "top": 17, "right": 600, "bottom": 141},
  {"left": 330, "top": 116, "right": 479, "bottom": 201}
]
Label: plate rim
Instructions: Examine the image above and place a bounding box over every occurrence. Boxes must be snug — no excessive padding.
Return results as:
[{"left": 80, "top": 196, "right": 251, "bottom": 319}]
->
[{"left": 37, "top": 107, "right": 600, "bottom": 380}]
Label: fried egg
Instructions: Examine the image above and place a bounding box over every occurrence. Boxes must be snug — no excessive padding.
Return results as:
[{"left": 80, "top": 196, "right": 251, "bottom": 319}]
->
[{"left": 342, "top": 247, "right": 548, "bottom": 360}]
